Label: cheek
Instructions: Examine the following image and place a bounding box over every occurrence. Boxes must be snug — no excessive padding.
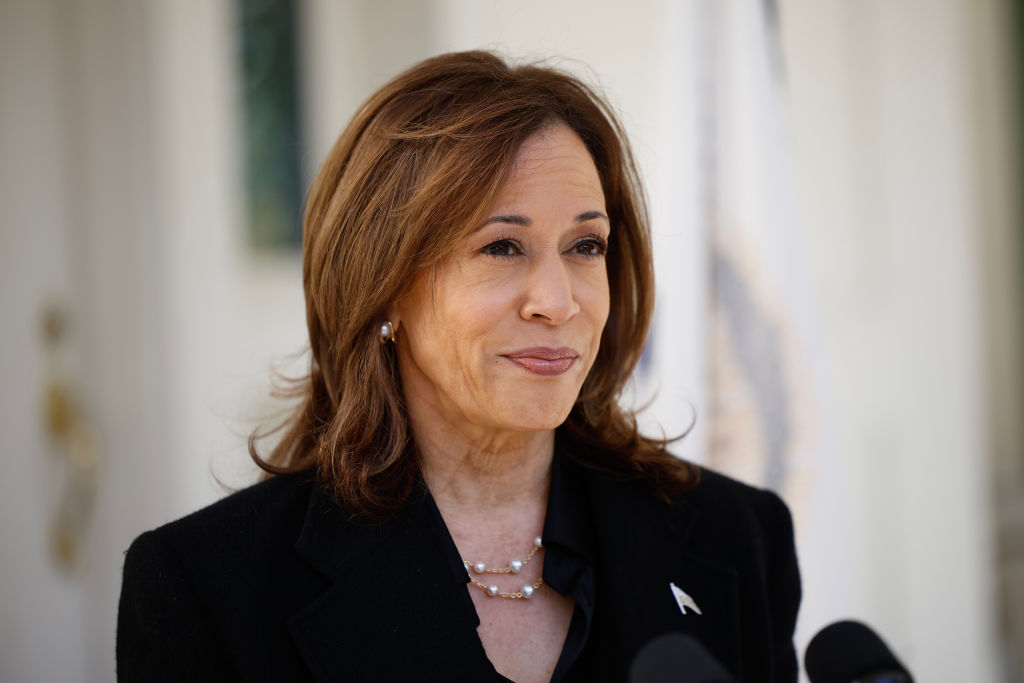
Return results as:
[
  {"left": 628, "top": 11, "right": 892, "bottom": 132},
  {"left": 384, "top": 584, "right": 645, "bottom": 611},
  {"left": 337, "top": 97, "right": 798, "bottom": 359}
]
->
[
  {"left": 408, "top": 298, "right": 487, "bottom": 377},
  {"left": 583, "top": 269, "right": 611, "bottom": 326}
]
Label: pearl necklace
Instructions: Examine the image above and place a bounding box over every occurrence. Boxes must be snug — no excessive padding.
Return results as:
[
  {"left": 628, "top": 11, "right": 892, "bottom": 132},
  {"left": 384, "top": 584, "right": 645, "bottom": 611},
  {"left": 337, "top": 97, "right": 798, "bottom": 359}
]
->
[{"left": 463, "top": 536, "right": 544, "bottom": 600}]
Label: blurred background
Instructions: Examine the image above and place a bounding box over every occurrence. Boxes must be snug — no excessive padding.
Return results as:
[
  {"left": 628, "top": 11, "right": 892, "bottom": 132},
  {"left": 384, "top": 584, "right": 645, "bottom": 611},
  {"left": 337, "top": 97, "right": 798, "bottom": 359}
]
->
[{"left": 2, "top": 0, "right": 1021, "bottom": 680}]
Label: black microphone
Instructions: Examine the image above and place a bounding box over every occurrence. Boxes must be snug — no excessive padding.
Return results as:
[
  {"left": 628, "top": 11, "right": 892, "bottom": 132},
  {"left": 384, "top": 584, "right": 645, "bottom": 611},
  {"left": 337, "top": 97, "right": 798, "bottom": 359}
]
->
[
  {"left": 629, "top": 632, "right": 737, "bottom": 683},
  {"left": 805, "top": 620, "right": 914, "bottom": 683}
]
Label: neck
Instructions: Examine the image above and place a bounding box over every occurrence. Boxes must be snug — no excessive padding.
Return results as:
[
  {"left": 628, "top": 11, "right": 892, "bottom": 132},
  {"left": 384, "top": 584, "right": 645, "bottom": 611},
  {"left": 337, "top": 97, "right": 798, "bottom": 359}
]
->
[
  {"left": 415, "top": 421, "right": 555, "bottom": 515},
  {"left": 404, "top": 389, "right": 557, "bottom": 564}
]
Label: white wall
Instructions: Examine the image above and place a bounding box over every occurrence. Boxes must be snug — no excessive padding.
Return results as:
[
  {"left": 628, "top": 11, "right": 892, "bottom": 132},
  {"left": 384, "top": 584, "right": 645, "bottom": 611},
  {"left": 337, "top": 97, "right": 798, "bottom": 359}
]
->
[
  {"left": 1, "top": 0, "right": 167, "bottom": 679},
  {"left": 0, "top": 1, "right": 303, "bottom": 680},
  {"left": 1, "top": 2, "right": 89, "bottom": 679},
  {"left": 778, "top": 0, "right": 1002, "bottom": 679}
]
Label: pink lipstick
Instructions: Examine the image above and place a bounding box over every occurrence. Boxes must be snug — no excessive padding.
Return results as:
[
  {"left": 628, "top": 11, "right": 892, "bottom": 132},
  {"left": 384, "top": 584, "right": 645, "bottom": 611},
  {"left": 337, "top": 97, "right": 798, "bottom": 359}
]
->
[{"left": 503, "top": 347, "right": 579, "bottom": 376}]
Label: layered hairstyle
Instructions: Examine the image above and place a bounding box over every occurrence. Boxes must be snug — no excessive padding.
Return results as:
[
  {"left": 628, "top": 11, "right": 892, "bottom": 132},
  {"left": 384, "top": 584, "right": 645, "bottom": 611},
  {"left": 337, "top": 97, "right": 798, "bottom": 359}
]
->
[{"left": 251, "top": 50, "right": 698, "bottom": 517}]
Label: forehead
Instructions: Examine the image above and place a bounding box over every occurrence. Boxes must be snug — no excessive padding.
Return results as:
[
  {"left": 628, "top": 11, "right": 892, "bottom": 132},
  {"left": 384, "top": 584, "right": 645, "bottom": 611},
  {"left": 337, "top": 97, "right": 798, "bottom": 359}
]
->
[{"left": 492, "top": 124, "right": 605, "bottom": 206}]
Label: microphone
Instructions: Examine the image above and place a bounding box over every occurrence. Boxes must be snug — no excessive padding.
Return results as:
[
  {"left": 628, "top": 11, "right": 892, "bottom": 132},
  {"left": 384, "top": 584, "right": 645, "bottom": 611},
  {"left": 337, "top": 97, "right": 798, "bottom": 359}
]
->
[
  {"left": 805, "top": 620, "right": 913, "bottom": 683},
  {"left": 629, "top": 632, "right": 737, "bottom": 683}
]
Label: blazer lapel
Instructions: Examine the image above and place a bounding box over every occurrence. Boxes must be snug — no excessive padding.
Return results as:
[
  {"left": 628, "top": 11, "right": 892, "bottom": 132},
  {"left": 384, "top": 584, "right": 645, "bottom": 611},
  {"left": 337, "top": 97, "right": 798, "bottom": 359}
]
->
[
  {"left": 582, "top": 468, "right": 742, "bottom": 676},
  {"left": 287, "top": 486, "right": 495, "bottom": 682}
]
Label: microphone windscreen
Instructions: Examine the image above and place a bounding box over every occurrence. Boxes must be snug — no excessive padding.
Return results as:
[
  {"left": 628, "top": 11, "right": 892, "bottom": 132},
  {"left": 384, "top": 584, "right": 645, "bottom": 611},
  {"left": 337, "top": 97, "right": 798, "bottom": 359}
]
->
[
  {"left": 629, "top": 633, "right": 736, "bottom": 683},
  {"left": 804, "top": 620, "right": 913, "bottom": 683}
]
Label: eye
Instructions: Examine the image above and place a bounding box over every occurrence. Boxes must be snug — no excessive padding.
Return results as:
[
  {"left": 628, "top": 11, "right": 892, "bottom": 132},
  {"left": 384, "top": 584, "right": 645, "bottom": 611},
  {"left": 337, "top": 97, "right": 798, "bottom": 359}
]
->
[
  {"left": 481, "top": 239, "right": 522, "bottom": 258},
  {"left": 572, "top": 236, "right": 608, "bottom": 258}
]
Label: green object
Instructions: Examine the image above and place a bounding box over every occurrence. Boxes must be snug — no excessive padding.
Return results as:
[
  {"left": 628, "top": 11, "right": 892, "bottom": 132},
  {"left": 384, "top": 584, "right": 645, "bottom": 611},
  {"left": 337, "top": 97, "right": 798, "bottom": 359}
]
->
[{"left": 238, "top": 0, "right": 304, "bottom": 249}]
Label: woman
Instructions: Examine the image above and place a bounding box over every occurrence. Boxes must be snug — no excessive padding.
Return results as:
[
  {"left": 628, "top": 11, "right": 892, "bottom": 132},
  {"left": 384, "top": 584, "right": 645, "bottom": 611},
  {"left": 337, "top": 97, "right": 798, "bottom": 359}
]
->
[{"left": 117, "top": 51, "right": 800, "bottom": 682}]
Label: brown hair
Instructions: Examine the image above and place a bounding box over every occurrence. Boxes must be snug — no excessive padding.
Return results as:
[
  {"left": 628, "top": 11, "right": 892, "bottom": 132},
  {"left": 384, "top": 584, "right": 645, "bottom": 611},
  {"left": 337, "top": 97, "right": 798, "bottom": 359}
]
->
[{"left": 251, "top": 50, "right": 698, "bottom": 517}]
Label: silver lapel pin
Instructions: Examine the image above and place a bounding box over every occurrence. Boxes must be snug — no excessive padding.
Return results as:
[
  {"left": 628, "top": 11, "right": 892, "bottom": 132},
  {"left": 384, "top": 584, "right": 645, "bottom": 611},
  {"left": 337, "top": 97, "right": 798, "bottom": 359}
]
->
[{"left": 669, "top": 582, "right": 703, "bottom": 616}]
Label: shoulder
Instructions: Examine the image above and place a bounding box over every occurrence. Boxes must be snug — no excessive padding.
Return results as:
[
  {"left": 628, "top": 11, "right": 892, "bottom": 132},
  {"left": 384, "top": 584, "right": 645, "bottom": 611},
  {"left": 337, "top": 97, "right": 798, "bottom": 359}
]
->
[
  {"left": 121, "top": 473, "right": 319, "bottom": 606},
  {"left": 118, "top": 475, "right": 328, "bottom": 678},
  {"left": 684, "top": 466, "right": 794, "bottom": 536},
  {"left": 573, "top": 449, "right": 793, "bottom": 542},
  {"left": 671, "top": 465, "right": 797, "bottom": 571},
  {"left": 128, "top": 474, "right": 314, "bottom": 562},
  {"left": 571, "top": 454, "right": 801, "bottom": 679},
  {"left": 577, "top": 454, "right": 798, "bottom": 587}
]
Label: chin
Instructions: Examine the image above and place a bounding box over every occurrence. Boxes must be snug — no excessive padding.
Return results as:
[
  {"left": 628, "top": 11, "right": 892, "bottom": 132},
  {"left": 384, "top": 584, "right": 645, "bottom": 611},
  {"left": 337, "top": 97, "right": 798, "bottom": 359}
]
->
[{"left": 499, "top": 396, "right": 576, "bottom": 432}]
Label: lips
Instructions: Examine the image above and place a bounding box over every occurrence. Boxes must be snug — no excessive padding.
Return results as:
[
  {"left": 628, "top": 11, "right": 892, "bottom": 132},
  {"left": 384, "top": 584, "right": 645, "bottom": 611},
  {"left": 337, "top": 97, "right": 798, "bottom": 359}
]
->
[{"left": 502, "top": 347, "right": 579, "bottom": 376}]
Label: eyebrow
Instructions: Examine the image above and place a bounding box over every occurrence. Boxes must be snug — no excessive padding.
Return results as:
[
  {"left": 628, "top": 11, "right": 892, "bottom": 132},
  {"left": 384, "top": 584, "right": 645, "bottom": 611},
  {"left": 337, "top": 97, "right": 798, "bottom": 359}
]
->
[{"left": 476, "top": 210, "right": 609, "bottom": 231}]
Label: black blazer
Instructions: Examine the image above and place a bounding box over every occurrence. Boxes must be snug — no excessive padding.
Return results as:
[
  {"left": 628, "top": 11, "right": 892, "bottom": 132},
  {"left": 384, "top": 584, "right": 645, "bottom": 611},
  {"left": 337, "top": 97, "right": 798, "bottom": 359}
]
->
[{"left": 117, "top": 451, "right": 800, "bottom": 682}]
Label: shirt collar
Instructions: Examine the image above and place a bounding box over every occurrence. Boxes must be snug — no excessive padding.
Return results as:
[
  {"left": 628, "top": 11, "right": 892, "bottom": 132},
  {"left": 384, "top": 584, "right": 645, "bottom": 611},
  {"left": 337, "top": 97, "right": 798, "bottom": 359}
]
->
[{"left": 541, "top": 444, "right": 598, "bottom": 573}]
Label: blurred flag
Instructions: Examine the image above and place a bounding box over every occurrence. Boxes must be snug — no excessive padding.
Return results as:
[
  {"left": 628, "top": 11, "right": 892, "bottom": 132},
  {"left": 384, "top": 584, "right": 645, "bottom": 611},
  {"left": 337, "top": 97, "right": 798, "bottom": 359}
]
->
[{"left": 697, "top": 0, "right": 820, "bottom": 511}]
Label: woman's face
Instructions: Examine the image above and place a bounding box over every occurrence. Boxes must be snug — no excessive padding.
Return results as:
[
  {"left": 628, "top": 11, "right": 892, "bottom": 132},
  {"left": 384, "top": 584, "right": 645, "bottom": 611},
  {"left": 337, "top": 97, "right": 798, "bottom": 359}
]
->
[{"left": 391, "top": 124, "right": 610, "bottom": 439}]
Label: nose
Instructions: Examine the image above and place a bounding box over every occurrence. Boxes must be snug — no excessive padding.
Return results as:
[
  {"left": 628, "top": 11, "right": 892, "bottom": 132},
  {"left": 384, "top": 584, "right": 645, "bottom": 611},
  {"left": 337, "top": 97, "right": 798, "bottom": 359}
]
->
[{"left": 519, "top": 253, "right": 580, "bottom": 324}]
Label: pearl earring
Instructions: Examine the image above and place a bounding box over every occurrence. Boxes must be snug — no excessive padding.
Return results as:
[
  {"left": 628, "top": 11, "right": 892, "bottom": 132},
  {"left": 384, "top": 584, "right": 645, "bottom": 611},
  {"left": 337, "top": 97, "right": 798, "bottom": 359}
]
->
[{"left": 379, "top": 321, "right": 395, "bottom": 344}]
